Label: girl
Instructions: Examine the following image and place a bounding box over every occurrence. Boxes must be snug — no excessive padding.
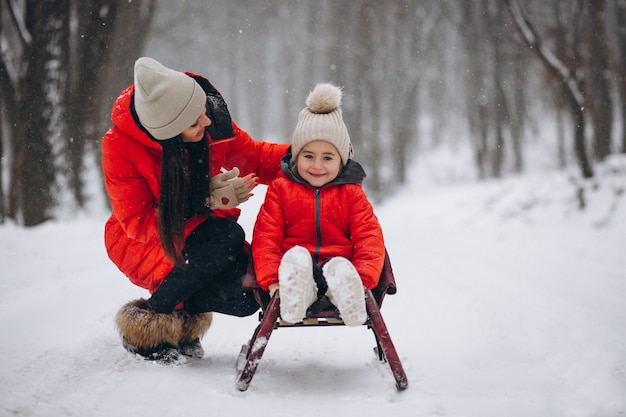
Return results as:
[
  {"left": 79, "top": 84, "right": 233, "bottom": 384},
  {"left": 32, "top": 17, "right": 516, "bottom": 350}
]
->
[{"left": 252, "top": 84, "right": 385, "bottom": 326}]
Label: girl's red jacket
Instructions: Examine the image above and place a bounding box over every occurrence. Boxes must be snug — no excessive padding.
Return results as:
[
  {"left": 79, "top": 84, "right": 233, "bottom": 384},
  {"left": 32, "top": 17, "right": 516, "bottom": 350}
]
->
[{"left": 252, "top": 154, "right": 385, "bottom": 292}]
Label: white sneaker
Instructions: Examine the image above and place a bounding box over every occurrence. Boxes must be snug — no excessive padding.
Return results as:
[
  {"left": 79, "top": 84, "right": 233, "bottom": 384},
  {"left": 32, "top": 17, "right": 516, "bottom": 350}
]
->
[
  {"left": 323, "top": 257, "right": 367, "bottom": 326},
  {"left": 278, "top": 246, "right": 317, "bottom": 324}
]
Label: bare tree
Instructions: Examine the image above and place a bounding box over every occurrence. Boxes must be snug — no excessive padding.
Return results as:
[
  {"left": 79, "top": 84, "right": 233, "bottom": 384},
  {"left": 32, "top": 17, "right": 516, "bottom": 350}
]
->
[
  {"left": 461, "top": 0, "right": 490, "bottom": 178},
  {"left": 388, "top": 2, "right": 441, "bottom": 185},
  {"left": 0, "top": 0, "right": 155, "bottom": 225},
  {"left": 0, "top": 0, "right": 26, "bottom": 222},
  {"left": 506, "top": 0, "right": 594, "bottom": 178},
  {"left": 5, "top": 0, "right": 68, "bottom": 225},
  {"left": 353, "top": 2, "right": 383, "bottom": 195},
  {"left": 64, "top": 0, "right": 156, "bottom": 207},
  {"left": 487, "top": 0, "right": 510, "bottom": 178},
  {"left": 586, "top": 0, "right": 613, "bottom": 160},
  {"left": 614, "top": 0, "right": 626, "bottom": 154}
]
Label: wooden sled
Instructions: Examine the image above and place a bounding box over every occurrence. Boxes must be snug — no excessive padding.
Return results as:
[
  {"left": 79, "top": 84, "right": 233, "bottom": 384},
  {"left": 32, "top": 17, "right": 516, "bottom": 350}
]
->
[{"left": 235, "top": 251, "right": 408, "bottom": 391}]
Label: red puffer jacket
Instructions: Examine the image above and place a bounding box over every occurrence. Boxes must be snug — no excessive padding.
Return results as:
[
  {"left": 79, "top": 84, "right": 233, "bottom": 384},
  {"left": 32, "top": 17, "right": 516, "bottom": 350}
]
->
[
  {"left": 252, "top": 154, "right": 385, "bottom": 292},
  {"left": 102, "top": 74, "right": 288, "bottom": 293}
]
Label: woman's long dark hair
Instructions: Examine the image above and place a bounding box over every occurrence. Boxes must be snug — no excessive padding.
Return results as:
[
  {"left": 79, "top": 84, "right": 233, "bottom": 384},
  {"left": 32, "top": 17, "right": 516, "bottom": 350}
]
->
[
  {"left": 158, "top": 137, "right": 188, "bottom": 266},
  {"left": 131, "top": 95, "right": 211, "bottom": 266},
  {"left": 158, "top": 136, "right": 211, "bottom": 266}
]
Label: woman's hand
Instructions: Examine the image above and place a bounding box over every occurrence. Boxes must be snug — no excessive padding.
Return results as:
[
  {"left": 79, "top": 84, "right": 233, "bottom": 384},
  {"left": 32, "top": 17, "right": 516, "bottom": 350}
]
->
[{"left": 208, "top": 168, "right": 258, "bottom": 209}]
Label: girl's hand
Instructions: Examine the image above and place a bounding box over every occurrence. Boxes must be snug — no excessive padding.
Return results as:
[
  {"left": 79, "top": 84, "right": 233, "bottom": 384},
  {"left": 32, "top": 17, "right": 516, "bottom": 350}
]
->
[
  {"left": 268, "top": 282, "right": 279, "bottom": 297},
  {"left": 240, "top": 172, "right": 259, "bottom": 198}
]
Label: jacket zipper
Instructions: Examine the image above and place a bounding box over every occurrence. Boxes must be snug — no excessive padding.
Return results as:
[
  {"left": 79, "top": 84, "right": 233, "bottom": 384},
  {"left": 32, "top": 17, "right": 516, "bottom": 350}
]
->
[{"left": 313, "top": 187, "right": 322, "bottom": 265}]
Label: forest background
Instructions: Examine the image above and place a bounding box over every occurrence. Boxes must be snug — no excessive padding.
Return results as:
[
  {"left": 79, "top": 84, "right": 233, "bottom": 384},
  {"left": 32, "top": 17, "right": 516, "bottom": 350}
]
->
[{"left": 1, "top": 0, "right": 625, "bottom": 226}]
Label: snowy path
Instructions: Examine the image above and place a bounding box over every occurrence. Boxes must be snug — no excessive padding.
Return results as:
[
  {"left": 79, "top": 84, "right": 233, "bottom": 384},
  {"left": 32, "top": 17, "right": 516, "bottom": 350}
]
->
[{"left": 1, "top": 172, "right": 625, "bottom": 417}]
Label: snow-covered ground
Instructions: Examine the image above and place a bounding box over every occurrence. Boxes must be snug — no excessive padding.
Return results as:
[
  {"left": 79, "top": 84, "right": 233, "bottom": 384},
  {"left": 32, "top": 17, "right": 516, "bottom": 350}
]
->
[{"left": 1, "top": 156, "right": 625, "bottom": 417}]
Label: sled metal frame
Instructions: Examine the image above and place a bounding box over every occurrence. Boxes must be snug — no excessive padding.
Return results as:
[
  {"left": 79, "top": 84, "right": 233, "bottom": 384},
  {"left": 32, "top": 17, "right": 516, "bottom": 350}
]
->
[{"left": 235, "top": 250, "right": 408, "bottom": 391}]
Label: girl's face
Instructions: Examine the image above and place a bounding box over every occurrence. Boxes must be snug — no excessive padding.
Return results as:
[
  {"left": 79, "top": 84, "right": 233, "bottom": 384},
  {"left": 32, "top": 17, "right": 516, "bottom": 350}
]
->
[
  {"left": 296, "top": 140, "right": 342, "bottom": 187},
  {"left": 181, "top": 107, "right": 211, "bottom": 143}
]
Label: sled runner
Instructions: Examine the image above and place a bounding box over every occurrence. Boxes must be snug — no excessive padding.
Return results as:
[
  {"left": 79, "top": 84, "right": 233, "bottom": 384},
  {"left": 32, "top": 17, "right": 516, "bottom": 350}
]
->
[{"left": 235, "top": 250, "right": 408, "bottom": 391}]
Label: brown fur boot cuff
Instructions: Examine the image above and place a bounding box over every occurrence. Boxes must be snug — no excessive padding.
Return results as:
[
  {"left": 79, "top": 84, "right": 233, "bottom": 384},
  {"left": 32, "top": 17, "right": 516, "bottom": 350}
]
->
[
  {"left": 115, "top": 298, "right": 183, "bottom": 354},
  {"left": 178, "top": 311, "right": 213, "bottom": 344}
]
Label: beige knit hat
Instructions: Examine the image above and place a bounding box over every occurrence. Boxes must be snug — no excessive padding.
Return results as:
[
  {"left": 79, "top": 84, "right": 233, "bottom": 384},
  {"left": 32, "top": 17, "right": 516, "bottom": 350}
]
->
[
  {"left": 291, "top": 83, "right": 352, "bottom": 165},
  {"left": 133, "top": 57, "right": 206, "bottom": 140}
]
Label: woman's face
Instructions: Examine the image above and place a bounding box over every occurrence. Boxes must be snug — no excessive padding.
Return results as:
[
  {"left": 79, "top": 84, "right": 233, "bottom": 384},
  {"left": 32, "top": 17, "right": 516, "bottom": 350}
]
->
[
  {"left": 296, "top": 140, "right": 342, "bottom": 187},
  {"left": 181, "top": 107, "right": 211, "bottom": 143}
]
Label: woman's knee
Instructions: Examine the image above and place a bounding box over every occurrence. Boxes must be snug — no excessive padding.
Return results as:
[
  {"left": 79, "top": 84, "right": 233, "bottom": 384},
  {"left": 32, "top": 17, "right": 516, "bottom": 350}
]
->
[
  {"left": 221, "top": 219, "right": 245, "bottom": 250},
  {"left": 188, "top": 218, "right": 245, "bottom": 249}
]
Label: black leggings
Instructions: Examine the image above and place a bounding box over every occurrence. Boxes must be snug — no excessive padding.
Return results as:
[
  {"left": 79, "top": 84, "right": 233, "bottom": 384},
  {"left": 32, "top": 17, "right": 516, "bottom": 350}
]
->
[{"left": 147, "top": 218, "right": 259, "bottom": 316}]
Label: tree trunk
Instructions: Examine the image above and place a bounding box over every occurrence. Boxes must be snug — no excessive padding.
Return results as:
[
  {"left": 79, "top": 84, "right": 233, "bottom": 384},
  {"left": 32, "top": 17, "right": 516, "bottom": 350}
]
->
[
  {"left": 15, "top": 0, "right": 70, "bottom": 226},
  {"left": 0, "top": 0, "right": 20, "bottom": 222},
  {"left": 64, "top": 0, "right": 121, "bottom": 207},
  {"left": 462, "top": 1, "right": 489, "bottom": 179},
  {"left": 355, "top": 2, "right": 382, "bottom": 197},
  {"left": 510, "top": 49, "right": 526, "bottom": 173},
  {"left": 615, "top": 0, "right": 626, "bottom": 154},
  {"left": 489, "top": 1, "right": 509, "bottom": 178},
  {"left": 556, "top": 109, "right": 566, "bottom": 169},
  {"left": 389, "top": 1, "right": 421, "bottom": 185},
  {"left": 587, "top": 0, "right": 613, "bottom": 160}
]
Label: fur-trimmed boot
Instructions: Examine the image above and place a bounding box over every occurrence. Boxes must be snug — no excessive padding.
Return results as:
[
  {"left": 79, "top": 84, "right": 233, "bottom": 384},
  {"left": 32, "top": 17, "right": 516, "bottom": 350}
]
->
[
  {"left": 115, "top": 298, "right": 186, "bottom": 366},
  {"left": 177, "top": 310, "right": 213, "bottom": 359}
]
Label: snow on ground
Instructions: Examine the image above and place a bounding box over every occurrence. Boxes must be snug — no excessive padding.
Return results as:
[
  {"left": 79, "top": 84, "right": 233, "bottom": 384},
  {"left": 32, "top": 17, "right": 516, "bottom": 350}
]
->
[{"left": 1, "top": 156, "right": 625, "bottom": 417}]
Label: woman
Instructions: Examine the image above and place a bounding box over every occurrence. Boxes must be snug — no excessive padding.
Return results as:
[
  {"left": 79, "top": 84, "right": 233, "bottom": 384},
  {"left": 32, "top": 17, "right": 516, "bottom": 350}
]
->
[{"left": 102, "top": 57, "right": 288, "bottom": 364}]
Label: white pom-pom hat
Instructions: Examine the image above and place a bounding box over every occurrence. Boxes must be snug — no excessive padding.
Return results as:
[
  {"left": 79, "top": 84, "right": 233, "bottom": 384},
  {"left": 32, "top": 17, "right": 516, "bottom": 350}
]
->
[{"left": 291, "top": 83, "right": 353, "bottom": 165}]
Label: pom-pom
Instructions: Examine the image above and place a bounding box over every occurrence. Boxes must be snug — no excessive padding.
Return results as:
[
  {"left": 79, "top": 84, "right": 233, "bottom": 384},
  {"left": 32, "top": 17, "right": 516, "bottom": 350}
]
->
[{"left": 305, "top": 83, "right": 342, "bottom": 114}]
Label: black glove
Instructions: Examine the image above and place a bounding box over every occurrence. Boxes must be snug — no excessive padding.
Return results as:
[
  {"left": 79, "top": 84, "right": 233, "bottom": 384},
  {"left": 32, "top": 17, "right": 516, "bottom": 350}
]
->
[{"left": 205, "top": 92, "right": 235, "bottom": 140}]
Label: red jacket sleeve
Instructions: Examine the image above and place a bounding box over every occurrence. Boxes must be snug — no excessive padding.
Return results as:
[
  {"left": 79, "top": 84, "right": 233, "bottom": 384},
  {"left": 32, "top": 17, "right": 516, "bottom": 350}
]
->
[
  {"left": 346, "top": 186, "right": 386, "bottom": 290},
  {"left": 252, "top": 180, "right": 287, "bottom": 291},
  {"left": 217, "top": 123, "right": 289, "bottom": 185}
]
